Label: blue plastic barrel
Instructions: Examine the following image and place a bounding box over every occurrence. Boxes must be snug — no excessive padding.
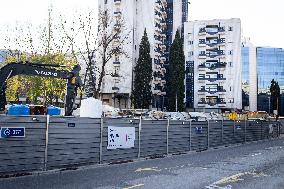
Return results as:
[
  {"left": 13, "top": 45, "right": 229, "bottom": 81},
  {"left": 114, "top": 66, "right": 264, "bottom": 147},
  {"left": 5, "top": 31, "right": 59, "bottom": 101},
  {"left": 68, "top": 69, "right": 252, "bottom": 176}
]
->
[
  {"left": 47, "top": 106, "right": 61, "bottom": 116},
  {"left": 8, "top": 104, "right": 30, "bottom": 115}
]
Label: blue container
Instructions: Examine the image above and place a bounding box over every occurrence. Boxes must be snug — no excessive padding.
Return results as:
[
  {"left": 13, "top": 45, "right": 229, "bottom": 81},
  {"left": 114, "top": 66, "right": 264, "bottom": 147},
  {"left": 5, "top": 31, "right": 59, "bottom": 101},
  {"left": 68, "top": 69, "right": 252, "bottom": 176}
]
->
[
  {"left": 47, "top": 106, "right": 61, "bottom": 116},
  {"left": 8, "top": 104, "right": 30, "bottom": 116}
]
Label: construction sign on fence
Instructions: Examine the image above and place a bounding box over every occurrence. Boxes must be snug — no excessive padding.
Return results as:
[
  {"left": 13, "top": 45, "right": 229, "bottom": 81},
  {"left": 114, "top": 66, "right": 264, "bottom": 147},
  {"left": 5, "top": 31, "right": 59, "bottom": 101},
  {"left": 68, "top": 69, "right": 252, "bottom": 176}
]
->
[{"left": 107, "top": 126, "right": 135, "bottom": 149}]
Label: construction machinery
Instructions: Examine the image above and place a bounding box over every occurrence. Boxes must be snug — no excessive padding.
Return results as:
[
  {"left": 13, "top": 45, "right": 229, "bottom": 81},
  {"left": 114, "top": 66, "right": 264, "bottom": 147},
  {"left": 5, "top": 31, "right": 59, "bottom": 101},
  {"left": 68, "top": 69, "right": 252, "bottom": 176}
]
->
[{"left": 0, "top": 61, "right": 82, "bottom": 116}]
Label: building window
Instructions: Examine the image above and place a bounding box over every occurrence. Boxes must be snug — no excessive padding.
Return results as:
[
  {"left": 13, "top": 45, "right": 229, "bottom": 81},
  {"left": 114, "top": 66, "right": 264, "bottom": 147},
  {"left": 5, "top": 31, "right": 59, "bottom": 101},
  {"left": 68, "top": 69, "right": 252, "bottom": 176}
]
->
[
  {"left": 229, "top": 50, "right": 233, "bottom": 55},
  {"left": 198, "top": 74, "right": 205, "bottom": 79},
  {"left": 115, "top": 55, "right": 119, "bottom": 62},
  {"left": 188, "top": 51, "right": 193, "bottom": 57},
  {"left": 228, "top": 27, "right": 233, "bottom": 31},
  {"left": 228, "top": 98, "right": 234, "bottom": 103},
  {"left": 229, "top": 62, "right": 233, "bottom": 67},
  {"left": 105, "top": 0, "right": 107, "bottom": 4},
  {"left": 199, "top": 39, "right": 206, "bottom": 44},
  {"left": 200, "top": 51, "right": 206, "bottom": 55},
  {"left": 188, "top": 41, "right": 193, "bottom": 45}
]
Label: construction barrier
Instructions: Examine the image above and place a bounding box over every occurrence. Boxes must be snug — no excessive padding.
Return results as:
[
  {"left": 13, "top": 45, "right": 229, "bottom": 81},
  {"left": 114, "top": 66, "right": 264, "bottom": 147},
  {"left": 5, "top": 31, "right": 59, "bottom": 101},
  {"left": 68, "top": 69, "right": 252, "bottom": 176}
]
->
[{"left": 0, "top": 116, "right": 282, "bottom": 175}]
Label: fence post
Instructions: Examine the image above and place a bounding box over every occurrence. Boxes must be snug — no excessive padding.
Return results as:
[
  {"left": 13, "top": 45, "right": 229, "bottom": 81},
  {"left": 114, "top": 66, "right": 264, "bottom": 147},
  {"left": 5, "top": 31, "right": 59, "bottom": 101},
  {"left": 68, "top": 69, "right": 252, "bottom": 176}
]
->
[
  {"left": 221, "top": 119, "right": 224, "bottom": 143},
  {"left": 244, "top": 120, "right": 247, "bottom": 143},
  {"left": 261, "top": 121, "right": 263, "bottom": 140},
  {"left": 166, "top": 119, "right": 169, "bottom": 155},
  {"left": 207, "top": 120, "right": 210, "bottom": 149},
  {"left": 138, "top": 116, "right": 142, "bottom": 158},
  {"left": 278, "top": 122, "right": 280, "bottom": 137},
  {"left": 233, "top": 120, "right": 236, "bottom": 136},
  {"left": 99, "top": 117, "right": 103, "bottom": 164},
  {"left": 44, "top": 115, "right": 50, "bottom": 171},
  {"left": 189, "top": 120, "right": 192, "bottom": 151}
]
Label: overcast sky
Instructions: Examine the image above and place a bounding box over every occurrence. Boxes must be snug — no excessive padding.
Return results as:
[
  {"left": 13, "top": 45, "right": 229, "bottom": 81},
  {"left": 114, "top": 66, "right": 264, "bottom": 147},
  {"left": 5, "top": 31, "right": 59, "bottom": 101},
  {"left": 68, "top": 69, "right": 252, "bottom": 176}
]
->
[{"left": 0, "top": 0, "right": 283, "bottom": 48}]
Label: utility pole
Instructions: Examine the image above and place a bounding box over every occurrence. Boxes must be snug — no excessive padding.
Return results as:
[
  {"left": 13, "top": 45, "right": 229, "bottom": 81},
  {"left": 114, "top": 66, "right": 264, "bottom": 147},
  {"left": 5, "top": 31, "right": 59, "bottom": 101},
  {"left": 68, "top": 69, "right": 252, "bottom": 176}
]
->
[
  {"left": 277, "top": 96, "right": 279, "bottom": 116},
  {"left": 268, "top": 95, "right": 271, "bottom": 114},
  {"left": 175, "top": 92, "right": 177, "bottom": 112}
]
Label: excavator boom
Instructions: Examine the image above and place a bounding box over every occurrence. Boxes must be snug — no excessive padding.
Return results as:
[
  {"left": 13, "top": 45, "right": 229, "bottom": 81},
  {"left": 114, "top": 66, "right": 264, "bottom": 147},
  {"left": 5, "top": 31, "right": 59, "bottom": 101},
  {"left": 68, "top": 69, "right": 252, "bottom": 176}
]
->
[{"left": 0, "top": 62, "right": 82, "bottom": 116}]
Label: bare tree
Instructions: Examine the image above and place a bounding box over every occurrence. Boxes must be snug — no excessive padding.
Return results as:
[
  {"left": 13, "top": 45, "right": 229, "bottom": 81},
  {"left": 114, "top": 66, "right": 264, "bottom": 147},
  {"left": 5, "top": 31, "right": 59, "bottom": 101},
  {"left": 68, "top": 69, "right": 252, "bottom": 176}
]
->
[
  {"left": 60, "top": 10, "right": 97, "bottom": 98},
  {"left": 60, "top": 8, "right": 130, "bottom": 99},
  {"left": 94, "top": 8, "right": 130, "bottom": 98}
]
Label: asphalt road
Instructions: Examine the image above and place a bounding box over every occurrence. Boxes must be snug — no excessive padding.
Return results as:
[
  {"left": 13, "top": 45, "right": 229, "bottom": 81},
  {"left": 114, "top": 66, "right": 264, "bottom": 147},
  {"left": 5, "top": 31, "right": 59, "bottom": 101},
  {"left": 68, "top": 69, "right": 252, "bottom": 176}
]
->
[{"left": 1, "top": 137, "right": 284, "bottom": 189}]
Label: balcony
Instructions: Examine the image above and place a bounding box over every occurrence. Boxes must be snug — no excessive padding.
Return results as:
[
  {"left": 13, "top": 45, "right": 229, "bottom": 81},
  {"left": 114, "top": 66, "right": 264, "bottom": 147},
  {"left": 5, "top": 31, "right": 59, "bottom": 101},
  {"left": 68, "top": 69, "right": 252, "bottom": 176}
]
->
[
  {"left": 114, "top": 23, "right": 121, "bottom": 30},
  {"left": 199, "top": 27, "right": 206, "bottom": 35},
  {"left": 206, "top": 27, "right": 225, "bottom": 35},
  {"left": 198, "top": 62, "right": 227, "bottom": 70},
  {"left": 160, "top": 56, "right": 166, "bottom": 61},
  {"left": 198, "top": 87, "right": 226, "bottom": 95},
  {"left": 206, "top": 38, "right": 226, "bottom": 47},
  {"left": 112, "top": 87, "right": 119, "bottom": 91},
  {"left": 198, "top": 76, "right": 226, "bottom": 82},
  {"left": 206, "top": 50, "right": 225, "bottom": 58},
  {"left": 113, "top": 11, "right": 122, "bottom": 16},
  {"left": 198, "top": 40, "right": 206, "bottom": 47},
  {"left": 198, "top": 98, "right": 226, "bottom": 107},
  {"left": 114, "top": 0, "right": 121, "bottom": 4},
  {"left": 198, "top": 53, "right": 207, "bottom": 59},
  {"left": 113, "top": 61, "right": 120, "bottom": 65}
]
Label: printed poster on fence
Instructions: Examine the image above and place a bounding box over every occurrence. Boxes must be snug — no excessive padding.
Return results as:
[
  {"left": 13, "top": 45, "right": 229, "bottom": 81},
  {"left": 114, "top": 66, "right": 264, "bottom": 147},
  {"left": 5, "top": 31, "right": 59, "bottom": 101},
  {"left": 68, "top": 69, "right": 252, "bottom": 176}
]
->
[{"left": 107, "top": 126, "right": 135, "bottom": 149}]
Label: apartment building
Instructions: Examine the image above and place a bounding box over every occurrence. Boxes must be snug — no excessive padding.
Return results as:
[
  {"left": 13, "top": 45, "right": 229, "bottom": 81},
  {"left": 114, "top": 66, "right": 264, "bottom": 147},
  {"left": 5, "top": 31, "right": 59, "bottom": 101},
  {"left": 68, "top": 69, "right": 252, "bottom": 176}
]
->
[
  {"left": 98, "top": 0, "right": 188, "bottom": 109},
  {"left": 184, "top": 18, "right": 242, "bottom": 110}
]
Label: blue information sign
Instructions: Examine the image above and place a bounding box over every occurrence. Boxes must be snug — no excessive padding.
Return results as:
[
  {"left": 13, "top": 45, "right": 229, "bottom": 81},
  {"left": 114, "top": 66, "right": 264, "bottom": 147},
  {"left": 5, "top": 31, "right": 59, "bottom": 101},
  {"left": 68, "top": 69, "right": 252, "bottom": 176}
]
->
[
  {"left": 0, "top": 127, "right": 25, "bottom": 138},
  {"left": 195, "top": 127, "right": 203, "bottom": 134}
]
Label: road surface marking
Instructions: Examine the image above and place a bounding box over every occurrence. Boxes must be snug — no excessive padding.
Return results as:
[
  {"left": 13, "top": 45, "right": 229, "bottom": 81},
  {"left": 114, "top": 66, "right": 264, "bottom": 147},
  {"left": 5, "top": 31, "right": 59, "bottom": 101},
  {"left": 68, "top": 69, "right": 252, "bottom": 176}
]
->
[
  {"left": 123, "top": 184, "right": 144, "bottom": 189},
  {"left": 206, "top": 171, "right": 268, "bottom": 189},
  {"left": 135, "top": 167, "right": 161, "bottom": 172}
]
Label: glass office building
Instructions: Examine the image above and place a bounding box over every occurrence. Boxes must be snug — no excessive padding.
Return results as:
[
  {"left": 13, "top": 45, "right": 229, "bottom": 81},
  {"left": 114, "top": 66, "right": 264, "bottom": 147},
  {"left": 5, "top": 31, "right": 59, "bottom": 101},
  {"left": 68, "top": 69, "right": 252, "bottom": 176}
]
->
[
  {"left": 242, "top": 46, "right": 284, "bottom": 115},
  {"left": 242, "top": 47, "right": 249, "bottom": 84},
  {"left": 257, "top": 47, "right": 284, "bottom": 90}
]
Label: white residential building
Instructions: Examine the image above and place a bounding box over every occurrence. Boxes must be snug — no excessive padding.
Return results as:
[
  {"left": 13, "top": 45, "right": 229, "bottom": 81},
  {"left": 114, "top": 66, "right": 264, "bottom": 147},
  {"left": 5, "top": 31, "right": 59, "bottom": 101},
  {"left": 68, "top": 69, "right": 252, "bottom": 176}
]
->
[
  {"left": 98, "top": 0, "right": 187, "bottom": 109},
  {"left": 184, "top": 18, "right": 242, "bottom": 110}
]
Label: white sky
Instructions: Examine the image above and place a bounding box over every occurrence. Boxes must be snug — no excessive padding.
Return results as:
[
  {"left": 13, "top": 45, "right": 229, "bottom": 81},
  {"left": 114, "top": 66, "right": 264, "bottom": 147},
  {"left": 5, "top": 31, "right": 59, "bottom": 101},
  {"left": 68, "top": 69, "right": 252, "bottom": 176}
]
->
[
  {"left": 0, "top": 0, "right": 283, "bottom": 48},
  {"left": 190, "top": 0, "right": 284, "bottom": 48}
]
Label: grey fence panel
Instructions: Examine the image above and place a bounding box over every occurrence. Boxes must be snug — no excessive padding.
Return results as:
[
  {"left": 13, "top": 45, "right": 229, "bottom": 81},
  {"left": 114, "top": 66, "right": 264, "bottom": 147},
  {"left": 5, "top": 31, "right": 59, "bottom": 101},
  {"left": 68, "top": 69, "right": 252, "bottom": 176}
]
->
[
  {"left": 261, "top": 121, "right": 269, "bottom": 139},
  {"left": 0, "top": 116, "right": 46, "bottom": 174},
  {"left": 190, "top": 121, "right": 208, "bottom": 151},
  {"left": 102, "top": 118, "right": 140, "bottom": 163},
  {"left": 141, "top": 120, "right": 167, "bottom": 157},
  {"left": 269, "top": 121, "right": 280, "bottom": 138},
  {"left": 280, "top": 119, "right": 284, "bottom": 134},
  {"left": 47, "top": 117, "right": 101, "bottom": 169},
  {"left": 168, "top": 120, "right": 190, "bottom": 154},
  {"left": 208, "top": 120, "right": 222, "bottom": 148},
  {"left": 246, "top": 120, "right": 262, "bottom": 142},
  {"left": 222, "top": 121, "right": 236, "bottom": 145},
  {"left": 233, "top": 121, "right": 246, "bottom": 144}
]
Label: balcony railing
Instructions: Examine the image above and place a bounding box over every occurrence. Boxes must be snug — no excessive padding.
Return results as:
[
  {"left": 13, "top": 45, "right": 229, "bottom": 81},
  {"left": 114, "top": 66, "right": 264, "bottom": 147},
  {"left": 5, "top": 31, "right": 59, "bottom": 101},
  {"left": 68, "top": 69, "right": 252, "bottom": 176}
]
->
[
  {"left": 206, "top": 51, "right": 225, "bottom": 58},
  {"left": 198, "top": 87, "right": 226, "bottom": 94},
  {"left": 198, "top": 99, "right": 226, "bottom": 106},
  {"left": 113, "top": 61, "right": 120, "bottom": 65},
  {"left": 199, "top": 27, "right": 226, "bottom": 35},
  {"left": 198, "top": 77, "right": 226, "bottom": 82},
  {"left": 198, "top": 62, "right": 227, "bottom": 70}
]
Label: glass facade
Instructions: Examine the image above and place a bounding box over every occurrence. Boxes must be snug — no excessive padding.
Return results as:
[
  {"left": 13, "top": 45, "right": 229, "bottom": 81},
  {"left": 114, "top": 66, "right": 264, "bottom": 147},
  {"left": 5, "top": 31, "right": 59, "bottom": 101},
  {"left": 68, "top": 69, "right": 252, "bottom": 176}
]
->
[
  {"left": 242, "top": 47, "right": 249, "bottom": 84},
  {"left": 257, "top": 47, "right": 284, "bottom": 90},
  {"left": 242, "top": 46, "right": 284, "bottom": 115}
]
